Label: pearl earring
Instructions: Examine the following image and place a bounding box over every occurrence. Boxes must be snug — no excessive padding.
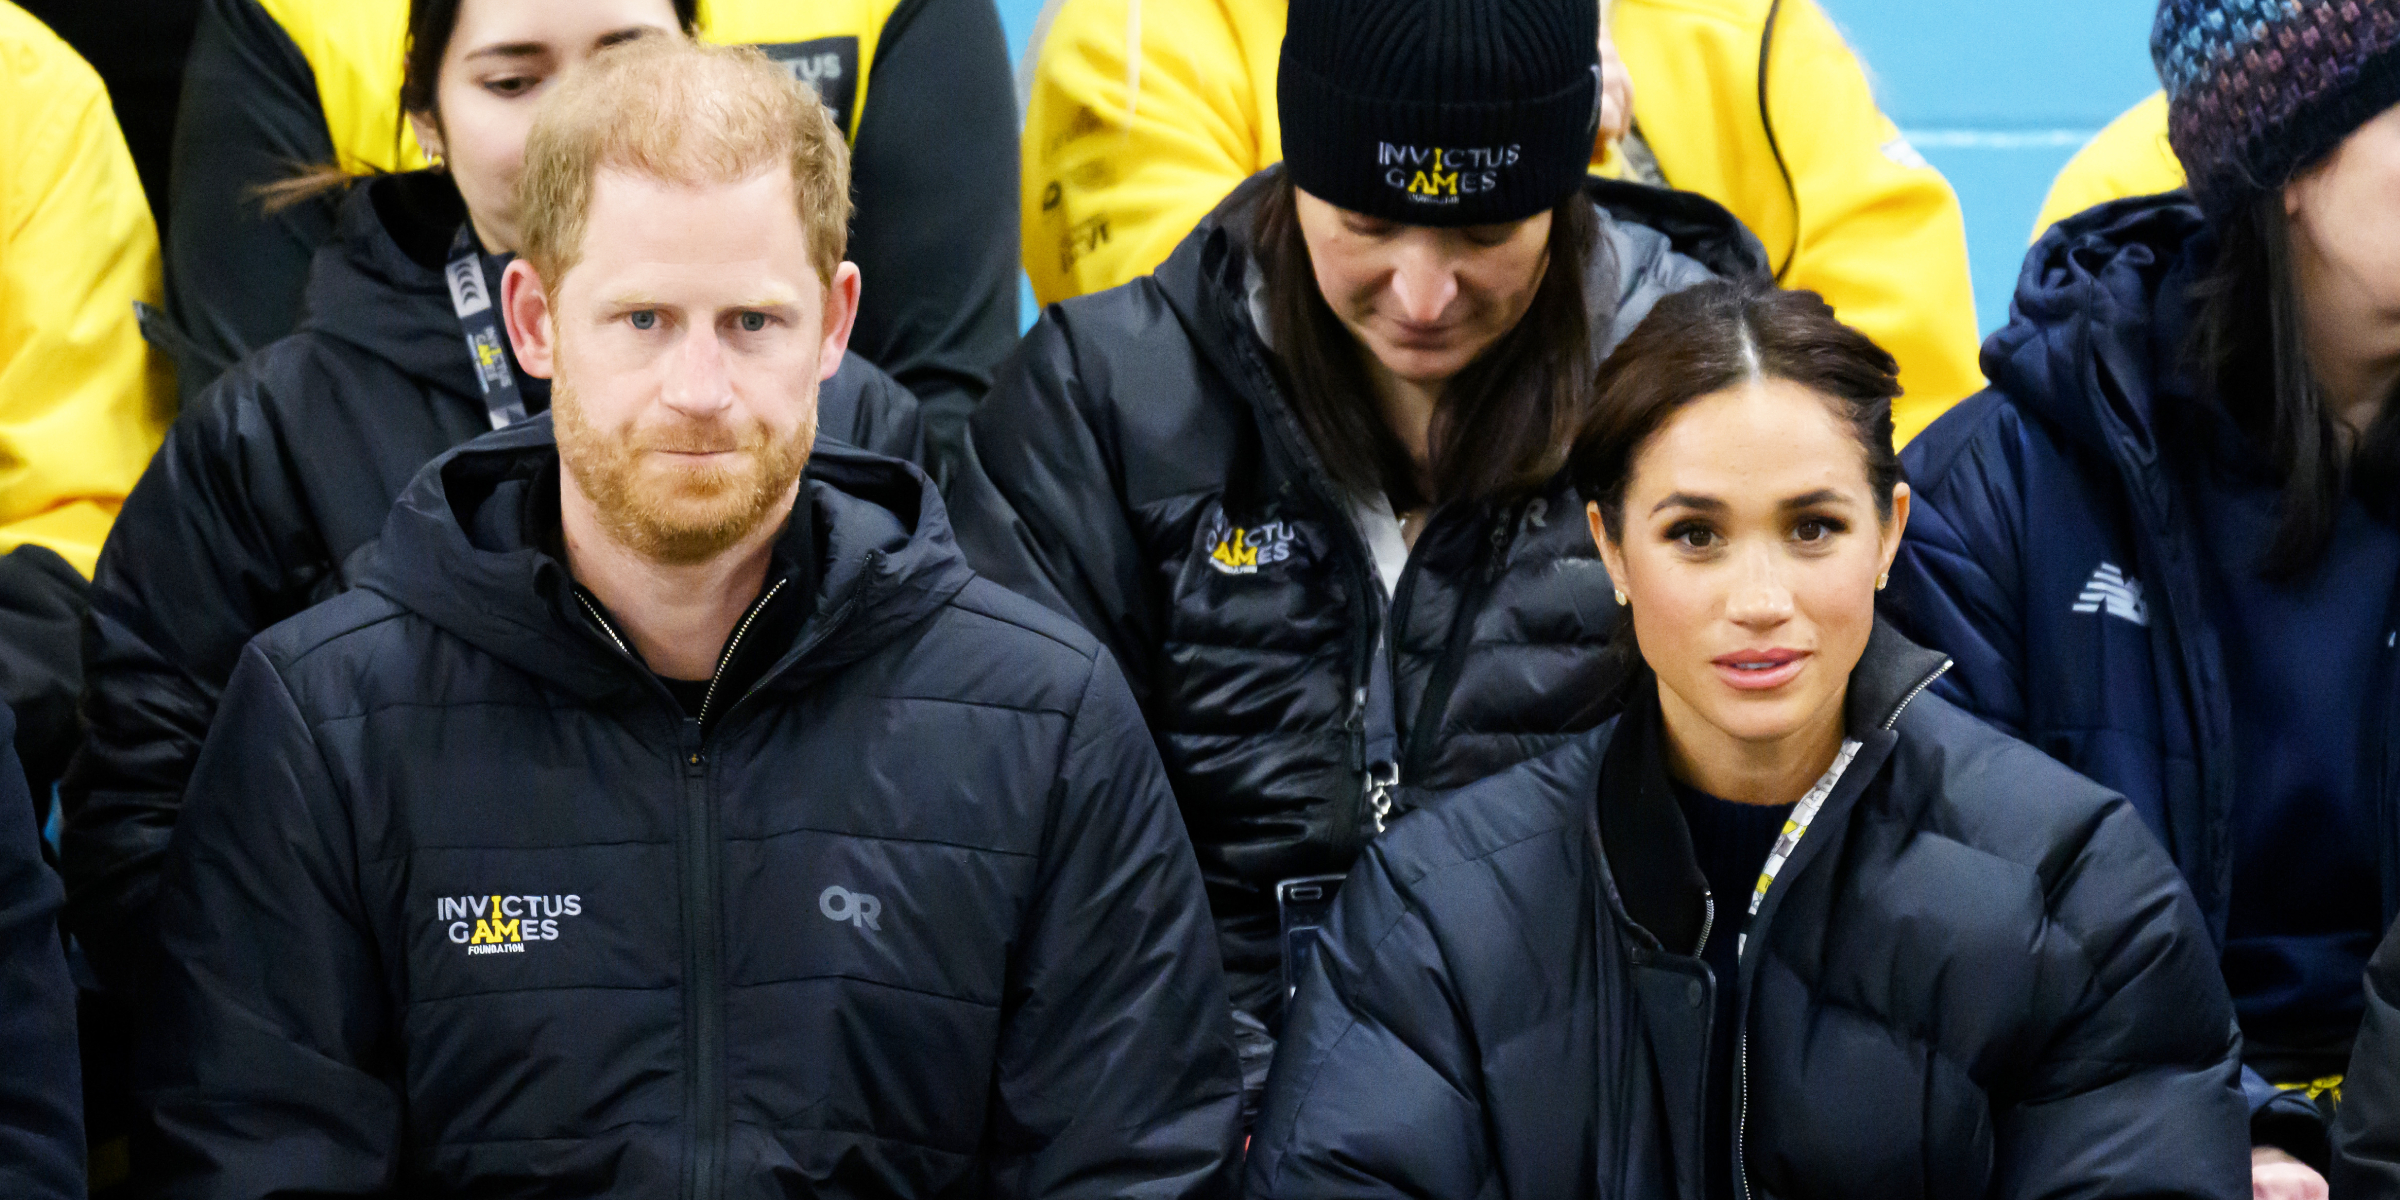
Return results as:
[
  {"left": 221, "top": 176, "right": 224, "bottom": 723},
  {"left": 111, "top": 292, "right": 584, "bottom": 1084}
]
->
[
  {"left": 1876, "top": 571, "right": 1889, "bottom": 592},
  {"left": 1613, "top": 588, "right": 1628, "bottom": 606}
]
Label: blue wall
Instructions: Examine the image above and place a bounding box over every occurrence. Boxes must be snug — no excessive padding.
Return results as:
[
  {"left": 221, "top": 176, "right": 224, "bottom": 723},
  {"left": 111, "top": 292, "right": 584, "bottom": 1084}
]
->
[{"left": 990, "top": 0, "right": 2163, "bottom": 339}]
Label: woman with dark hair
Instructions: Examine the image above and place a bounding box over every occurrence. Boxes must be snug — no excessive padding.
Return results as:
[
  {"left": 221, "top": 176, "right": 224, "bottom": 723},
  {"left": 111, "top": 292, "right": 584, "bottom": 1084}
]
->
[
  {"left": 1880, "top": 4, "right": 2400, "bottom": 1193},
  {"left": 61, "top": 0, "right": 925, "bottom": 999},
  {"left": 950, "top": 0, "right": 1761, "bottom": 1117},
  {"left": 1247, "top": 278, "right": 2247, "bottom": 1200}
]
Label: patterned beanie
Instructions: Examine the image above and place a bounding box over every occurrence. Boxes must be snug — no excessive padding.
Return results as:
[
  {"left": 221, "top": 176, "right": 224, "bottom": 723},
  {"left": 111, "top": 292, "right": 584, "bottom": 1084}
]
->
[
  {"left": 2152, "top": 0, "right": 2400, "bottom": 219},
  {"left": 1278, "top": 0, "right": 1601, "bottom": 227}
]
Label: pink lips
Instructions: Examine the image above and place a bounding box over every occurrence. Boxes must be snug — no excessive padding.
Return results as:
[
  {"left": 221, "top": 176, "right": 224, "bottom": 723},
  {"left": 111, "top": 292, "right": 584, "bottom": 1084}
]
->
[{"left": 1712, "top": 647, "right": 1809, "bottom": 691}]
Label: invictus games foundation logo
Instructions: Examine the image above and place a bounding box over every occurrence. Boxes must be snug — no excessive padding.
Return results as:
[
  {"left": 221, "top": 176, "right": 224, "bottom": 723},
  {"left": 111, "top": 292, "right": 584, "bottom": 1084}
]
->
[
  {"left": 438, "top": 894, "right": 583, "bottom": 956},
  {"left": 1378, "top": 143, "right": 1522, "bottom": 204},
  {"left": 1202, "top": 512, "right": 1298, "bottom": 576}
]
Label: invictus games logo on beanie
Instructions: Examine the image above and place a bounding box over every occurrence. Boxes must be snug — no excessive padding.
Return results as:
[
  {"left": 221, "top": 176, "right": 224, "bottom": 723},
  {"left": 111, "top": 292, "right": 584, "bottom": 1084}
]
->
[{"left": 1379, "top": 144, "right": 1524, "bottom": 204}]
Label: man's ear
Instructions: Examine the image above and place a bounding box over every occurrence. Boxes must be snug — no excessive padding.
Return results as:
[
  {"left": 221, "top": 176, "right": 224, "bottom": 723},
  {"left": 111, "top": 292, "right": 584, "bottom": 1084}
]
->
[
  {"left": 816, "top": 261, "right": 863, "bottom": 383},
  {"left": 502, "top": 258, "right": 557, "bottom": 379}
]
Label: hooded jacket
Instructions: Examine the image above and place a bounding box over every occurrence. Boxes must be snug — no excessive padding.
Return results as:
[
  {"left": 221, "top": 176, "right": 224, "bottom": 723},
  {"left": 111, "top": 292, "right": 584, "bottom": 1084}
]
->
[
  {"left": 136, "top": 419, "right": 1243, "bottom": 1199},
  {"left": 0, "top": 702, "right": 83, "bottom": 1200},
  {"left": 1019, "top": 0, "right": 1983, "bottom": 443},
  {"left": 1878, "top": 193, "right": 2398, "bottom": 1144},
  {"left": 161, "top": 0, "right": 1016, "bottom": 461},
  {"left": 2335, "top": 920, "right": 2400, "bottom": 1195},
  {"left": 63, "top": 170, "right": 923, "bottom": 994},
  {"left": 950, "top": 167, "right": 1760, "bottom": 1029},
  {"left": 1247, "top": 624, "right": 2248, "bottom": 1200}
]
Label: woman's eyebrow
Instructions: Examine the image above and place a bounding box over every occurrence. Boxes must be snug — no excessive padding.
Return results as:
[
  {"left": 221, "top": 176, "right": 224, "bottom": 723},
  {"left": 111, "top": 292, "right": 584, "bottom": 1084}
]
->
[
  {"left": 1650, "top": 492, "right": 1726, "bottom": 515},
  {"left": 1777, "top": 489, "right": 1847, "bottom": 511},
  {"left": 464, "top": 43, "right": 548, "bottom": 63}
]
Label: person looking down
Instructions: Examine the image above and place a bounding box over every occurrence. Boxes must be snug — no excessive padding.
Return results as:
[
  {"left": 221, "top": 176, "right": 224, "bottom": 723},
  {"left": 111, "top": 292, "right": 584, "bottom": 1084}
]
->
[
  {"left": 158, "top": 0, "right": 1015, "bottom": 464},
  {"left": 61, "top": 0, "right": 924, "bottom": 1002},
  {"left": 134, "top": 36, "right": 1242, "bottom": 1197},
  {"left": 1018, "top": 0, "right": 1983, "bottom": 443},
  {"left": 1248, "top": 279, "right": 2248, "bottom": 1200},
  {"left": 1881, "top": 2, "right": 2400, "bottom": 1195},
  {"left": 951, "top": 0, "right": 1759, "bottom": 1121}
]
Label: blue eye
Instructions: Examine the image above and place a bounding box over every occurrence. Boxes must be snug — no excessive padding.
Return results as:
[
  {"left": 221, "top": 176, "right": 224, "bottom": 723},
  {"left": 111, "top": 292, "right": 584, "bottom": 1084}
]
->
[
  {"left": 628, "top": 311, "right": 657, "bottom": 331},
  {"left": 739, "top": 312, "right": 767, "bottom": 332}
]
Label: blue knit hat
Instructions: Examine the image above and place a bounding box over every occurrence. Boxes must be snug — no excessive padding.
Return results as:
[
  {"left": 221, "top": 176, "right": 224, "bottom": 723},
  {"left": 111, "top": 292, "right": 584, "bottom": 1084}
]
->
[{"left": 2153, "top": 0, "right": 2400, "bottom": 219}]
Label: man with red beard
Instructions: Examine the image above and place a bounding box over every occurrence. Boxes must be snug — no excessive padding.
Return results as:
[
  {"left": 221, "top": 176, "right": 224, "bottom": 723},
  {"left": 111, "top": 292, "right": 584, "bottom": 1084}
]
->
[{"left": 131, "top": 37, "right": 1242, "bottom": 1199}]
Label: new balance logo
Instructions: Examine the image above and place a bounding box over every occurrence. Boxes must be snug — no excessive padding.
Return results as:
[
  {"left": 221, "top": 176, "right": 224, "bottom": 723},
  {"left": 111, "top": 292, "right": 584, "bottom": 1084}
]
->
[
  {"left": 2072, "top": 562, "right": 2149, "bottom": 626},
  {"left": 819, "top": 885, "right": 881, "bottom": 931}
]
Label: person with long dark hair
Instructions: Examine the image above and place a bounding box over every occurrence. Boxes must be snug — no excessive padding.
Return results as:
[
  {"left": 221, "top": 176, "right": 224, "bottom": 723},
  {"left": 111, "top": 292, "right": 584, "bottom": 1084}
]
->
[
  {"left": 1881, "top": 3, "right": 2400, "bottom": 1195},
  {"left": 62, "top": 0, "right": 924, "bottom": 999},
  {"left": 949, "top": 0, "right": 1761, "bottom": 1117},
  {"left": 1248, "top": 279, "right": 2248, "bottom": 1200}
]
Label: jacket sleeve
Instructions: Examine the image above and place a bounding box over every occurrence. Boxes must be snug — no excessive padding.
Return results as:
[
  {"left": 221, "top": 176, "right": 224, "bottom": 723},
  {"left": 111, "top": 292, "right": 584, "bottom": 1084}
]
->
[
  {"left": 1019, "top": 0, "right": 1257, "bottom": 306},
  {"left": 160, "top": 0, "right": 338, "bottom": 401},
  {"left": 136, "top": 645, "right": 399, "bottom": 1198},
  {"left": 1622, "top": 0, "right": 1981, "bottom": 444},
  {"left": 844, "top": 0, "right": 1018, "bottom": 476},
  {"left": 2332, "top": 921, "right": 2400, "bottom": 1195},
  {"left": 984, "top": 650, "right": 1242, "bottom": 1200},
  {"left": 0, "top": 547, "right": 91, "bottom": 808},
  {"left": 947, "top": 316, "right": 1162, "bottom": 709},
  {"left": 0, "top": 705, "right": 86, "bottom": 1200},
  {"left": 0, "top": 8, "right": 174, "bottom": 577},
  {"left": 1245, "top": 843, "right": 1488, "bottom": 1198},
  {"left": 1992, "top": 796, "right": 2249, "bottom": 1200},
  {"left": 1880, "top": 396, "right": 2030, "bottom": 739},
  {"left": 60, "top": 377, "right": 318, "bottom": 994}
]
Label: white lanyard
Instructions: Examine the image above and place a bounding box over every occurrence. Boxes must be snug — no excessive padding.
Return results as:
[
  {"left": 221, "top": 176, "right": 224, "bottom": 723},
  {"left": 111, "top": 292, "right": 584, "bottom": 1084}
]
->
[{"left": 1736, "top": 738, "right": 1862, "bottom": 958}]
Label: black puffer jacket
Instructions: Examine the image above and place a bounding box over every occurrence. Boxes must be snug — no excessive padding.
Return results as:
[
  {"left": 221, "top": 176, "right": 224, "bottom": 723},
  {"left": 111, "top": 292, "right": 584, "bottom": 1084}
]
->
[
  {"left": 137, "top": 421, "right": 1241, "bottom": 1198},
  {"left": 951, "top": 167, "right": 1762, "bottom": 1024},
  {"left": 63, "top": 170, "right": 923, "bottom": 991},
  {"left": 0, "top": 703, "right": 83, "bottom": 1200},
  {"left": 1248, "top": 625, "right": 2249, "bottom": 1200}
]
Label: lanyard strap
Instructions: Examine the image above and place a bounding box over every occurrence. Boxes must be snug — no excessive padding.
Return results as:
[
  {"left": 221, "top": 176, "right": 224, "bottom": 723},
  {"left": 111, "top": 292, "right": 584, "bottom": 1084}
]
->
[
  {"left": 443, "top": 225, "right": 528, "bottom": 431},
  {"left": 1736, "top": 737, "right": 1862, "bottom": 958}
]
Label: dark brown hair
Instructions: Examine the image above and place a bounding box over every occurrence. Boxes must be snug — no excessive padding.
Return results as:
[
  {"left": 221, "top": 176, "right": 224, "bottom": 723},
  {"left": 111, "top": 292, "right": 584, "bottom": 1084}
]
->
[
  {"left": 259, "top": 0, "right": 701, "bottom": 211},
  {"left": 1252, "top": 173, "right": 1604, "bottom": 512},
  {"left": 2189, "top": 192, "right": 2400, "bottom": 578},
  {"left": 1570, "top": 278, "right": 1903, "bottom": 541}
]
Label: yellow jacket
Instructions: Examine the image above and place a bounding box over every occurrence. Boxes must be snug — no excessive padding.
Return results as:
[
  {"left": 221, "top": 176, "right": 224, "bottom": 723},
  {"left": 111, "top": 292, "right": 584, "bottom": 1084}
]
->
[
  {"left": 260, "top": 0, "right": 902, "bottom": 175},
  {"left": 0, "top": 2, "right": 172, "bottom": 578},
  {"left": 1023, "top": 0, "right": 1983, "bottom": 443},
  {"left": 2032, "top": 91, "right": 2185, "bottom": 240}
]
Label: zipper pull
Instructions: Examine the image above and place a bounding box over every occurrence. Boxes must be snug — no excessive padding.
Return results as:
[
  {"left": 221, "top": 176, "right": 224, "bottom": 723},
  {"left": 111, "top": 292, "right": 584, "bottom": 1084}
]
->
[{"left": 1364, "top": 762, "right": 1398, "bottom": 834}]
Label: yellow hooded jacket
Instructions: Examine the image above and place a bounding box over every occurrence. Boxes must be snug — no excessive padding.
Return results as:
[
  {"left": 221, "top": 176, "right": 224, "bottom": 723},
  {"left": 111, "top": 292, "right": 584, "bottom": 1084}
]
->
[
  {"left": 1023, "top": 0, "right": 1983, "bottom": 443},
  {"left": 2032, "top": 91, "right": 2186, "bottom": 240},
  {"left": 0, "top": 2, "right": 172, "bottom": 579}
]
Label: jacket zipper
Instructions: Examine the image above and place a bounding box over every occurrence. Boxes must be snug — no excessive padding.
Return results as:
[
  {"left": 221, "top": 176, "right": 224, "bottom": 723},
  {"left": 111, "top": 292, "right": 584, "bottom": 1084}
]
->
[
  {"left": 1731, "top": 655, "right": 1950, "bottom": 1200},
  {"left": 697, "top": 579, "right": 789, "bottom": 729}
]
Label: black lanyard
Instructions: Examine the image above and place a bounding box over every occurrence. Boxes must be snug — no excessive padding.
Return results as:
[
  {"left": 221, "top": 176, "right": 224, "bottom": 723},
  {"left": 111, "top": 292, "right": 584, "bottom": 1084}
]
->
[{"left": 442, "top": 225, "right": 529, "bottom": 430}]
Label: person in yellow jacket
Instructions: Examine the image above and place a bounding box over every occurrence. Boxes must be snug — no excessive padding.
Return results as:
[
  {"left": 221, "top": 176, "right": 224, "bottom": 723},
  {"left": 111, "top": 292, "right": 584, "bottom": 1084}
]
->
[
  {"left": 0, "top": 1, "right": 173, "bottom": 801},
  {"left": 162, "top": 0, "right": 1015, "bottom": 462},
  {"left": 2032, "top": 90, "right": 2187, "bottom": 239},
  {"left": 1021, "top": 0, "right": 1983, "bottom": 444}
]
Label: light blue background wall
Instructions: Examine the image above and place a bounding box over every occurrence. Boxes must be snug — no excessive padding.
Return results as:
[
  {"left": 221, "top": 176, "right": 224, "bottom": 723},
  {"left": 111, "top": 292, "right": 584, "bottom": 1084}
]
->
[{"left": 990, "top": 0, "right": 2164, "bottom": 339}]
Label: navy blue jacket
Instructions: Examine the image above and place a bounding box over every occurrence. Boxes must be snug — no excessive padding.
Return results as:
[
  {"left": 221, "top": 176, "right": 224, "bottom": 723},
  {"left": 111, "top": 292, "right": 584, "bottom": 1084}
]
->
[
  {"left": 1880, "top": 193, "right": 2400, "bottom": 1133},
  {"left": 135, "top": 421, "right": 1242, "bottom": 1198},
  {"left": 1248, "top": 625, "right": 2246, "bottom": 1199},
  {"left": 0, "top": 704, "right": 82, "bottom": 1199}
]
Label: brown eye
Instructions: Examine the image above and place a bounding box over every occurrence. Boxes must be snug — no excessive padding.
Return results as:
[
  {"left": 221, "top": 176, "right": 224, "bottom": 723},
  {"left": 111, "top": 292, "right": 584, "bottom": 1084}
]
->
[{"left": 483, "top": 75, "right": 540, "bottom": 97}]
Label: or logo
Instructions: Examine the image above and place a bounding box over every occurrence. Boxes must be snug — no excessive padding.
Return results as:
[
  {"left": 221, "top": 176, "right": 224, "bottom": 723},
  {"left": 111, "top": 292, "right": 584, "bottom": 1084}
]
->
[
  {"left": 819, "top": 885, "right": 882, "bottom": 931},
  {"left": 1377, "top": 143, "right": 1521, "bottom": 205},
  {"left": 1203, "top": 514, "right": 1298, "bottom": 576},
  {"left": 757, "top": 37, "right": 861, "bottom": 133},
  {"left": 444, "top": 255, "right": 490, "bottom": 318},
  {"left": 437, "top": 894, "right": 582, "bottom": 956},
  {"left": 2072, "top": 562, "right": 2149, "bottom": 626},
  {"left": 466, "top": 327, "right": 511, "bottom": 392}
]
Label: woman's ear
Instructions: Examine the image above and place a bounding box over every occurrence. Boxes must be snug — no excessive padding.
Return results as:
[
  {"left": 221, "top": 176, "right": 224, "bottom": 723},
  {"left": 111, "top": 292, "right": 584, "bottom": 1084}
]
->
[
  {"left": 1588, "top": 500, "right": 1630, "bottom": 606},
  {"left": 1878, "top": 482, "right": 1913, "bottom": 582},
  {"left": 408, "top": 110, "right": 445, "bottom": 164}
]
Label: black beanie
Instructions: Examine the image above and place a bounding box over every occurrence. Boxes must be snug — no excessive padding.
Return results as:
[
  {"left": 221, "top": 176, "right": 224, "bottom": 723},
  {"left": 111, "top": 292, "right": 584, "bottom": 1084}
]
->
[{"left": 1278, "top": 0, "right": 1601, "bottom": 227}]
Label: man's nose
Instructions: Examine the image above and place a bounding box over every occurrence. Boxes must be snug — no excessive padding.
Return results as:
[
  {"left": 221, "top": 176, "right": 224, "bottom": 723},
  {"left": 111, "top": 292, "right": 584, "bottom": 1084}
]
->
[{"left": 661, "top": 325, "right": 734, "bottom": 415}]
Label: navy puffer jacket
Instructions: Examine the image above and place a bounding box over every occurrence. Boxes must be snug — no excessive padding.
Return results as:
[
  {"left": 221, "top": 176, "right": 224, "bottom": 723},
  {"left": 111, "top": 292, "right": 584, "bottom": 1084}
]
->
[
  {"left": 136, "top": 421, "right": 1242, "bottom": 1198},
  {"left": 1878, "top": 192, "right": 2400, "bottom": 1133},
  {"left": 1249, "top": 624, "right": 2247, "bottom": 1200}
]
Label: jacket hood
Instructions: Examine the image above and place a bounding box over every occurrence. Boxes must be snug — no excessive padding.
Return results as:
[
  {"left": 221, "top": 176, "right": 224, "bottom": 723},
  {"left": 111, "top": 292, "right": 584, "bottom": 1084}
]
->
[
  {"left": 296, "top": 171, "right": 529, "bottom": 404},
  {"left": 1151, "top": 166, "right": 1769, "bottom": 398},
  {"left": 1981, "top": 192, "right": 2213, "bottom": 459},
  {"left": 357, "top": 415, "right": 974, "bottom": 701}
]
